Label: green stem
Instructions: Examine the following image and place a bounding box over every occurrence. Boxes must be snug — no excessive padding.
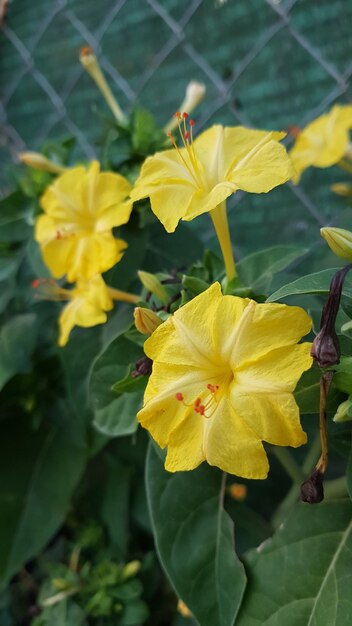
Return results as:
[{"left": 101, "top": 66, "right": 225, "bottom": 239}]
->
[
  {"left": 271, "top": 447, "right": 305, "bottom": 484},
  {"left": 210, "top": 202, "right": 237, "bottom": 281}
]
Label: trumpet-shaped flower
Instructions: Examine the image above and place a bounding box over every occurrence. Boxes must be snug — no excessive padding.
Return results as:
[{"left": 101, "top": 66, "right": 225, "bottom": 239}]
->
[
  {"left": 35, "top": 161, "right": 132, "bottom": 282},
  {"left": 290, "top": 104, "right": 352, "bottom": 183},
  {"left": 33, "top": 275, "right": 114, "bottom": 346},
  {"left": 138, "top": 283, "right": 312, "bottom": 478},
  {"left": 130, "top": 119, "right": 293, "bottom": 233}
]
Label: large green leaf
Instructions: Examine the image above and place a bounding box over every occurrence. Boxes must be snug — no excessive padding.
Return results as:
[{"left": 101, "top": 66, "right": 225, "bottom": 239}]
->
[
  {"left": 237, "top": 246, "right": 307, "bottom": 293},
  {"left": 89, "top": 334, "right": 143, "bottom": 437},
  {"left": 267, "top": 268, "right": 352, "bottom": 302},
  {"left": 146, "top": 444, "right": 247, "bottom": 626},
  {"left": 0, "top": 314, "right": 38, "bottom": 391},
  {"left": 237, "top": 499, "right": 352, "bottom": 626},
  {"left": 0, "top": 414, "right": 87, "bottom": 586}
]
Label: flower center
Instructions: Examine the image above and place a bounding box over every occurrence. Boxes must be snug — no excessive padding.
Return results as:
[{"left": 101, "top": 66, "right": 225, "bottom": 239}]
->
[
  {"left": 175, "top": 382, "right": 221, "bottom": 419},
  {"left": 166, "top": 112, "right": 205, "bottom": 190}
]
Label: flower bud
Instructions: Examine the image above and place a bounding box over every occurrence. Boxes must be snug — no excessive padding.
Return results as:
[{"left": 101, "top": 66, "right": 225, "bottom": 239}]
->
[
  {"left": 121, "top": 560, "right": 141, "bottom": 580},
  {"left": 311, "top": 265, "right": 352, "bottom": 368},
  {"left": 164, "top": 81, "right": 206, "bottom": 132},
  {"left": 177, "top": 599, "right": 193, "bottom": 618},
  {"left": 331, "top": 183, "right": 352, "bottom": 197},
  {"left": 131, "top": 357, "right": 153, "bottom": 378},
  {"left": 300, "top": 468, "right": 324, "bottom": 504},
  {"left": 137, "top": 270, "right": 168, "bottom": 304},
  {"left": 321, "top": 226, "right": 352, "bottom": 261},
  {"left": 134, "top": 307, "right": 162, "bottom": 335},
  {"left": 333, "top": 397, "right": 352, "bottom": 423},
  {"left": 79, "top": 46, "right": 126, "bottom": 125},
  {"left": 18, "top": 151, "right": 66, "bottom": 174}
]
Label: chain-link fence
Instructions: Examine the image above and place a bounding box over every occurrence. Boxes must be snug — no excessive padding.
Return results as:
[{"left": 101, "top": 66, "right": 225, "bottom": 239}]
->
[{"left": 1, "top": 0, "right": 352, "bottom": 258}]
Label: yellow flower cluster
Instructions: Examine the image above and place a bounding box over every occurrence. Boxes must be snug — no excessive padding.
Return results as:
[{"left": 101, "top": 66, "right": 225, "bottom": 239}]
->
[
  {"left": 31, "top": 97, "right": 339, "bottom": 477},
  {"left": 34, "top": 160, "right": 136, "bottom": 345}
]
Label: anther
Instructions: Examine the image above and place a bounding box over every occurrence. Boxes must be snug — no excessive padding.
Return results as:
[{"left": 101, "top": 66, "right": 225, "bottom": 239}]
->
[
  {"left": 182, "top": 112, "right": 189, "bottom": 119},
  {"left": 189, "top": 119, "right": 195, "bottom": 127},
  {"left": 31, "top": 279, "right": 40, "bottom": 289},
  {"left": 56, "top": 230, "right": 62, "bottom": 240},
  {"left": 175, "top": 111, "right": 181, "bottom": 119},
  {"left": 184, "top": 131, "right": 189, "bottom": 141},
  {"left": 175, "top": 392, "right": 184, "bottom": 402}
]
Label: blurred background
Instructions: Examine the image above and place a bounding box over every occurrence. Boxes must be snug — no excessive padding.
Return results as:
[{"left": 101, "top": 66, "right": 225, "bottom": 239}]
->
[{"left": 1, "top": 0, "right": 352, "bottom": 262}]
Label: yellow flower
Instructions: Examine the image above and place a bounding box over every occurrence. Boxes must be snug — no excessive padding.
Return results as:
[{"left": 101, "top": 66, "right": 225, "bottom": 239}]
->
[
  {"left": 289, "top": 104, "right": 352, "bottom": 183},
  {"left": 57, "top": 275, "right": 113, "bottom": 346},
  {"left": 131, "top": 120, "right": 293, "bottom": 234},
  {"left": 320, "top": 226, "right": 352, "bottom": 261},
  {"left": 138, "top": 283, "right": 312, "bottom": 478},
  {"left": 35, "top": 161, "right": 132, "bottom": 282}
]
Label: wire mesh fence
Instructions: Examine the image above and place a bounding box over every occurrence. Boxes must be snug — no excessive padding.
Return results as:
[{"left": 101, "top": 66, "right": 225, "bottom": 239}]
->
[{"left": 1, "top": 0, "right": 352, "bottom": 257}]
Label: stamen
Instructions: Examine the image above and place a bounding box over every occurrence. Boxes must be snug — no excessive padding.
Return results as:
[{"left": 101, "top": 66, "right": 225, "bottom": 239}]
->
[
  {"left": 56, "top": 230, "right": 62, "bottom": 240},
  {"left": 175, "top": 383, "right": 221, "bottom": 419},
  {"left": 30, "top": 278, "right": 71, "bottom": 302},
  {"left": 182, "top": 112, "right": 189, "bottom": 119}
]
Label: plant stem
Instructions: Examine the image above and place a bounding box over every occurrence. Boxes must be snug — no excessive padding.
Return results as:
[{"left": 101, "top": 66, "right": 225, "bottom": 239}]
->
[
  {"left": 210, "top": 202, "right": 237, "bottom": 281},
  {"left": 107, "top": 287, "right": 140, "bottom": 303}
]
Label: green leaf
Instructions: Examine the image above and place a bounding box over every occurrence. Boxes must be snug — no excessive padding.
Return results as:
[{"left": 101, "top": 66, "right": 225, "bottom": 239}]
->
[
  {"left": 0, "top": 414, "right": 87, "bottom": 586},
  {"left": 89, "top": 334, "right": 143, "bottom": 437},
  {"left": 294, "top": 367, "right": 320, "bottom": 414},
  {"left": 131, "top": 107, "right": 165, "bottom": 155},
  {"left": 333, "top": 357, "right": 352, "bottom": 394},
  {"left": 0, "top": 192, "right": 32, "bottom": 242},
  {"left": 237, "top": 246, "right": 307, "bottom": 293},
  {"left": 146, "top": 444, "right": 247, "bottom": 626},
  {"left": 267, "top": 268, "right": 352, "bottom": 302},
  {"left": 0, "top": 314, "right": 38, "bottom": 391},
  {"left": 237, "top": 499, "right": 352, "bottom": 626},
  {"left": 112, "top": 364, "right": 146, "bottom": 394},
  {"left": 181, "top": 274, "right": 209, "bottom": 296},
  {"left": 100, "top": 455, "right": 130, "bottom": 559}
]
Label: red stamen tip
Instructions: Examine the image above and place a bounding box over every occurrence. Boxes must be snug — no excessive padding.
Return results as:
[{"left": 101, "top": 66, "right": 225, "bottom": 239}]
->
[
  {"left": 176, "top": 392, "right": 184, "bottom": 402},
  {"left": 195, "top": 404, "right": 205, "bottom": 416},
  {"left": 175, "top": 111, "right": 181, "bottom": 119},
  {"left": 31, "top": 279, "right": 40, "bottom": 289},
  {"left": 207, "top": 383, "right": 219, "bottom": 393},
  {"left": 194, "top": 397, "right": 201, "bottom": 408},
  {"left": 189, "top": 119, "right": 195, "bottom": 127},
  {"left": 184, "top": 131, "right": 189, "bottom": 141},
  {"left": 166, "top": 131, "right": 174, "bottom": 139},
  {"left": 182, "top": 112, "right": 189, "bottom": 119}
]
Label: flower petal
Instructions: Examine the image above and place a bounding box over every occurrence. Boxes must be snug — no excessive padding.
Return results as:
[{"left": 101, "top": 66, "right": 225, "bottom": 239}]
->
[
  {"left": 230, "top": 301, "right": 312, "bottom": 367},
  {"left": 165, "top": 412, "right": 205, "bottom": 471},
  {"left": 231, "top": 385, "right": 307, "bottom": 447},
  {"left": 236, "top": 343, "right": 313, "bottom": 393},
  {"left": 138, "top": 362, "right": 210, "bottom": 447},
  {"left": 144, "top": 283, "right": 222, "bottom": 367},
  {"left": 204, "top": 397, "right": 269, "bottom": 478}
]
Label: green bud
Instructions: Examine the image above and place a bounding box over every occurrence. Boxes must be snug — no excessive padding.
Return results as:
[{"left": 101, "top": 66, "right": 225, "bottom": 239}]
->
[
  {"left": 333, "top": 397, "right": 352, "bottom": 422},
  {"left": 320, "top": 226, "right": 352, "bottom": 262},
  {"left": 137, "top": 270, "right": 168, "bottom": 304}
]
